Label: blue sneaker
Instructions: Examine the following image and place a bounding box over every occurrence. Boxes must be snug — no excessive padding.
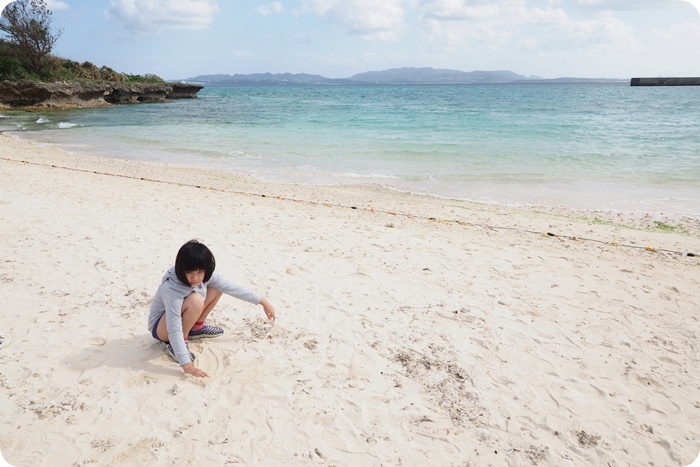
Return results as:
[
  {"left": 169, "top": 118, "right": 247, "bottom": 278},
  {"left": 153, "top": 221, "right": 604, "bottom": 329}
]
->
[
  {"left": 188, "top": 324, "right": 224, "bottom": 340},
  {"left": 165, "top": 342, "right": 196, "bottom": 362}
]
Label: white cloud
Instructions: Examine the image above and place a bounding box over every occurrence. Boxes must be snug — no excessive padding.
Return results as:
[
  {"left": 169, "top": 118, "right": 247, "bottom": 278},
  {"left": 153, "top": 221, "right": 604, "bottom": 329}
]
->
[
  {"left": 302, "top": 0, "right": 404, "bottom": 40},
  {"left": 519, "top": 6, "right": 637, "bottom": 51},
  {"left": 46, "top": 0, "right": 70, "bottom": 10},
  {"left": 469, "top": 23, "right": 513, "bottom": 44},
  {"left": 1, "top": 0, "right": 68, "bottom": 12},
  {"left": 0, "top": 0, "right": 70, "bottom": 12},
  {"left": 573, "top": 0, "right": 690, "bottom": 10},
  {"left": 106, "top": 0, "right": 220, "bottom": 33},
  {"left": 257, "top": 1, "right": 284, "bottom": 16},
  {"left": 526, "top": 5, "right": 569, "bottom": 25},
  {"left": 652, "top": 16, "right": 700, "bottom": 39},
  {"left": 419, "top": 0, "right": 501, "bottom": 21},
  {"left": 416, "top": 0, "right": 639, "bottom": 53},
  {"left": 518, "top": 35, "right": 540, "bottom": 49},
  {"left": 571, "top": 16, "right": 635, "bottom": 45},
  {"left": 425, "top": 18, "right": 467, "bottom": 51}
]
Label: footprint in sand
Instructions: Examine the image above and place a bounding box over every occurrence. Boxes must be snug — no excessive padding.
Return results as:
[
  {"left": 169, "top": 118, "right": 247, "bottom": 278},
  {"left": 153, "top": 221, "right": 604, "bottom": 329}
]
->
[
  {"left": 87, "top": 337, "right": 106, "bottom": 346},
  {"left": 125, "top": 373, "right": 158, "bottom": 388},
  {"left": 347, "top": 352, "right": 376, "bottom": 380}
]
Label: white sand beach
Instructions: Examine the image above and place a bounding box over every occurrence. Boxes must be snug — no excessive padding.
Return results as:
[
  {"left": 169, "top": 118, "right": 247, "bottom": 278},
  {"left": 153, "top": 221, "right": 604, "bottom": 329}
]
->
[{"left": 1, "top": 134, "right": 699, "bottom": 466}]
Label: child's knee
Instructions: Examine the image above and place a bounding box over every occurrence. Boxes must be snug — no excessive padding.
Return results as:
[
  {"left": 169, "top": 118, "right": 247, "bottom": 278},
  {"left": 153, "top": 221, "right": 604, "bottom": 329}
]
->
[{"left": 183, "top": 292, "right": 204, "bottom": 311}]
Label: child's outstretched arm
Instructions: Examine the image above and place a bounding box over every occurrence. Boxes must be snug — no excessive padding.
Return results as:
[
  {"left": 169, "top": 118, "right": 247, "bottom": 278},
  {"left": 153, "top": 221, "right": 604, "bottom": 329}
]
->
[
  {"left": 206, "top": 272, "right": 275, "bottom": 320},
  {"left": 260, "top": 297, "right": 276, "bottom": 321}
]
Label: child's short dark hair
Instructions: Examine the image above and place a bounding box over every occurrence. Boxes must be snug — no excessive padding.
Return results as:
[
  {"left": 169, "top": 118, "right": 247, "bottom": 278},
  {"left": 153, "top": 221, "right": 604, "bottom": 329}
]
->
[{"left": 174, "top": 239, "right": 216, "bottom": 285}]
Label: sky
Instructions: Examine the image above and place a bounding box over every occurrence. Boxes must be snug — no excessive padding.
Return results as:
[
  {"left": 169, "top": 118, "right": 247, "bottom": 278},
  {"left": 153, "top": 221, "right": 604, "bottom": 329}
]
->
[{"left": 1, "top": 0, "right": 699, "bottom": 80}]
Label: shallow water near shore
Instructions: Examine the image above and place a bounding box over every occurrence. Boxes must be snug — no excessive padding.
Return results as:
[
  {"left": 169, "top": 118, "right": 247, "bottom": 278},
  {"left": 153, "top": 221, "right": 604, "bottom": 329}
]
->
[{"left": 2, "top": 83, "right": 699, "bottom": 215}]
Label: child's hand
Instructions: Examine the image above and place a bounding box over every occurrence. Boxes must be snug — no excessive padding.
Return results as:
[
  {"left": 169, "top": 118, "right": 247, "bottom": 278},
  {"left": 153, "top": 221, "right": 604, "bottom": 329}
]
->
[
  {"left": 182, "top": 363, "right": 209, "bottom": 378},
  {"left": 260, "top": 297, "right": 276, "bottom": 321}
]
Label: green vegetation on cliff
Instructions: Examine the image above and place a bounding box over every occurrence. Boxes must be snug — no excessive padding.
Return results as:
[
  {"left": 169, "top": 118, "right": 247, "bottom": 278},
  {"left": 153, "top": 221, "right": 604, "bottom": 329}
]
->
[{"left": 0, "top": 38, "right": 166, "bottom": 84}]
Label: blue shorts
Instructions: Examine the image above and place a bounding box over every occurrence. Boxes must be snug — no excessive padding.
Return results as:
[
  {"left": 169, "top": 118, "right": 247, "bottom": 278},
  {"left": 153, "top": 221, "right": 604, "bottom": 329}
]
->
[{"left": 151, "top": 315, "right": 167, "bottom": 342}]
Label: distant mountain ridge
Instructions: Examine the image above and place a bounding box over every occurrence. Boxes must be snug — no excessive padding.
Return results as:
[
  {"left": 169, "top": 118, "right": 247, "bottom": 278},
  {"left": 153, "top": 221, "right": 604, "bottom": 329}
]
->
[
  {"left": 186, "top": 72, "right": 336, "bottom": 85},
  {"left": 184, "top": 67, "right": 545, "bottom": 86},
  {"left": 349, "top": 67, "right": 536, "bottom": 84}
]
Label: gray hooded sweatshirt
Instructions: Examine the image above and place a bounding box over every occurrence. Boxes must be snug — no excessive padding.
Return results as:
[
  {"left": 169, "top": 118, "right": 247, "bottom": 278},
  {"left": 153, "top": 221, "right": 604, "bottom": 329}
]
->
[{"left": 148, "top": 267, "right": 261, "bottom": 366}]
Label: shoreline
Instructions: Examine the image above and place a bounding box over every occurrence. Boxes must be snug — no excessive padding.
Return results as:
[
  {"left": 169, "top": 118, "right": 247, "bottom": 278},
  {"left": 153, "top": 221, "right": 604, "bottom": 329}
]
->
[
  {"left": 2, "top": 133, "right": 700, "bottom": 244},
  {"left": 1, "top": 135, "right": 699, "bottom": 466}
]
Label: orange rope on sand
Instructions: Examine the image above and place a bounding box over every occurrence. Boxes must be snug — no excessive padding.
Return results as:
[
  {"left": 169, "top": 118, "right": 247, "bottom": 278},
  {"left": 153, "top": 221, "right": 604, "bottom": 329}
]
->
[{"left": 2, "top": 156, "right": 696, "bottom": 258}]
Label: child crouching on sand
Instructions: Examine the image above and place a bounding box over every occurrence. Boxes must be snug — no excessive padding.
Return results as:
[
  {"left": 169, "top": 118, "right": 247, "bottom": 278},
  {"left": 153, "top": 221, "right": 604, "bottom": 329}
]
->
[{"left": 148, "top": 239, "right": 275, "bottom": 378}]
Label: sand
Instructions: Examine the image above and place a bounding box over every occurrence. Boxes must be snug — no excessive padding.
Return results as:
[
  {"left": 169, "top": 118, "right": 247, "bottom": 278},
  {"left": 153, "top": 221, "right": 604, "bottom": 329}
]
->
[{"left": 1, "top": 134, "right": 699, "bottom": 466}]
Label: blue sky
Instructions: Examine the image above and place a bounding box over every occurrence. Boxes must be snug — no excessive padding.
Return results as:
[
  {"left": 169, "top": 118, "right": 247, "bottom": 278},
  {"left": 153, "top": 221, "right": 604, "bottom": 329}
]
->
[{"left": 2, "top": 0, "right": 699, "bottom": 80}]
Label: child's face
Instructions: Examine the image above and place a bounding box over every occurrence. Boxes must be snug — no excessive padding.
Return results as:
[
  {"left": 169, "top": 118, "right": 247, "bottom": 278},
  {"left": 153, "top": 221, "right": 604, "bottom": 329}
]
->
[{"left": 185, "top": 269, "right": 205, "bottom": 287}]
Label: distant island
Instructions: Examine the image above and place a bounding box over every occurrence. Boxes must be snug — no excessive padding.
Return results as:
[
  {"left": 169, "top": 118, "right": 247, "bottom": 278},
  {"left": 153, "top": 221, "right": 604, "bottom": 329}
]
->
[{"left": 183, "top": 67, "right": 628, "bottom": 86}]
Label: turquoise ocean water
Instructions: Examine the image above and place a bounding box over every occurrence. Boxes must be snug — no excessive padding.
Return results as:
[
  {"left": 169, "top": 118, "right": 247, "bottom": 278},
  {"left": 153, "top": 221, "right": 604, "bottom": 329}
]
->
[{"left": 2, "top": 83, "right": 699, "bottom": 215}]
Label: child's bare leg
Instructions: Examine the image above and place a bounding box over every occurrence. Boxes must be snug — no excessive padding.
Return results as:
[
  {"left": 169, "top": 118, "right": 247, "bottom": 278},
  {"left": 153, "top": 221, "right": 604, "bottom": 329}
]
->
[
  {"left": 182, "top": 292, "right": 205, "bottom": 336},
  {"left": 156, "top": 292, "right": 204, "bottom": 342},
  {"left": 197, "top": 287, "right": 223, "bottom": 323},
  {"left": 188, "top": 288, "right": 224, "bottom": 337}
]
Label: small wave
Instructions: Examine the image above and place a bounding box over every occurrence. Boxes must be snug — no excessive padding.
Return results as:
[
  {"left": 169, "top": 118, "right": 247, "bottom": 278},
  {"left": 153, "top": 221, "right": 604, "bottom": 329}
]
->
[
  {"left": 295, "top": 164, "right": 318, "bottom": 172},
  {"left": 57, "top": 122, "right": 79, "bottom": 129},
  {"left": 341, "top": 172, "right": 399, "bottom": 180},
  {"left": 36, "top": 117, "right": 50, "bottom": 124}
]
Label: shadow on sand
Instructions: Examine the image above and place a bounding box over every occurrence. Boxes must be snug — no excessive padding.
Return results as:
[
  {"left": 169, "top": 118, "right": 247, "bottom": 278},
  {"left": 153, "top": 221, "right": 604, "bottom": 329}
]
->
[{"left": 63, "top": 333, "right": 180, "bottom": 377}]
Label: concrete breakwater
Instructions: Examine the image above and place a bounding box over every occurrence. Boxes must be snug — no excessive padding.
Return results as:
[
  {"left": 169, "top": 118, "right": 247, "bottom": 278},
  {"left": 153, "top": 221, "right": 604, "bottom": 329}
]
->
[
  {"left": 0, "top": 80, "right": 204, "bottom": 109},
  {"left": 630, "top": 77, "right": 700, "bottom": 86}
]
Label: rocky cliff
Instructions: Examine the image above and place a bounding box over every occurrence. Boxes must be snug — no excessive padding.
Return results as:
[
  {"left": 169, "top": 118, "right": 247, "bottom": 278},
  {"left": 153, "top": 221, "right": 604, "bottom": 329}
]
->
[{"left": 0, "top": 80, "right": 204, "bottom": 109}]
